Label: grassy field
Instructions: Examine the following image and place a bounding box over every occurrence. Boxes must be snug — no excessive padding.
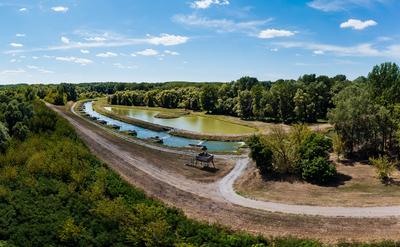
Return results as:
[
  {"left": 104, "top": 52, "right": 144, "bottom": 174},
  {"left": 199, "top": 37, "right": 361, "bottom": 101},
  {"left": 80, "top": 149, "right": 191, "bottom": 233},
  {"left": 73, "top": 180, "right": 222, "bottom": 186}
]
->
[{"left": 235, "top": 156, "right": 400, "bottom": 207}]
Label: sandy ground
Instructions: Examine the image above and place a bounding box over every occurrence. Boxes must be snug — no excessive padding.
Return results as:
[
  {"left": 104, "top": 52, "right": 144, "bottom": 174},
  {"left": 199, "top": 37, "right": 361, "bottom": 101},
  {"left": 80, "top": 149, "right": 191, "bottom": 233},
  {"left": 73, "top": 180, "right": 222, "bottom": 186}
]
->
[{"left": 47, "top": 102, "right": 400, "bottom": 243}]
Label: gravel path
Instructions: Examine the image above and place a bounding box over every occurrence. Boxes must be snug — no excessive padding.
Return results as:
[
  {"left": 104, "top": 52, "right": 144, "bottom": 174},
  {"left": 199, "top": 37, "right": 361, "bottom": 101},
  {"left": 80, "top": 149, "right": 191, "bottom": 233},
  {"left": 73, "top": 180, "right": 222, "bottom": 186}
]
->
[{"left": 50, "top": 102, "right": 400, "bottom": 218}]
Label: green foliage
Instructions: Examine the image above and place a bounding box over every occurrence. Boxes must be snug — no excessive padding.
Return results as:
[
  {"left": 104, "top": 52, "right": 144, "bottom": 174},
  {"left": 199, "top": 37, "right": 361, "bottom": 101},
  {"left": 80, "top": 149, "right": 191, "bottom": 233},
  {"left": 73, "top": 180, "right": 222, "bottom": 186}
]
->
[
  {"left": 247, "top": 135, "right": 273, "bottom": 175},
  {"left": 297, "top": 133, "right": 335, "bottom": 184},
  {"left": 300, "top": 157, "right": 336, "bottom": 184},
  {"left": 0, "top": 122, "right": 10, "bottom": 152},
  {"left": 100, "top": 72, "right": 351, "bottom": 124},
  {"left": 248, "top": 127, "right": 336, "bottom": 184},
  {"left": 298, "top": 133, "right": 332, "bottom": 161},
  {"left": 200, "top": 85, "right": 219, "bottom": 113},
  {"left": 369, "top": 156, "right": 396, "bottom": 183},
  {"left": 332, "top": 133, "right": 345, "bottom": 161}
]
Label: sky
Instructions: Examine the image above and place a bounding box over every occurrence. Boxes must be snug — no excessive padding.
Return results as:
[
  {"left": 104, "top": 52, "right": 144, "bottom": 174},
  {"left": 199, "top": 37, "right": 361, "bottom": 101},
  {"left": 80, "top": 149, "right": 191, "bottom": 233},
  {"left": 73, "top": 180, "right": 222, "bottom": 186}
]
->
[{"left": 0, "top": 0, "right": 399, "bottom": 84}]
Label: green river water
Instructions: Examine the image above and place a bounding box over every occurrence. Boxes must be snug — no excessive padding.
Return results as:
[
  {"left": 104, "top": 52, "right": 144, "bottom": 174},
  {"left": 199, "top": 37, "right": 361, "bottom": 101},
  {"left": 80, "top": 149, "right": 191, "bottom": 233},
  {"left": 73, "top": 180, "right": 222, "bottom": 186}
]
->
[{"left": 105, "top": 106, "right": 255, "bottom": 135}]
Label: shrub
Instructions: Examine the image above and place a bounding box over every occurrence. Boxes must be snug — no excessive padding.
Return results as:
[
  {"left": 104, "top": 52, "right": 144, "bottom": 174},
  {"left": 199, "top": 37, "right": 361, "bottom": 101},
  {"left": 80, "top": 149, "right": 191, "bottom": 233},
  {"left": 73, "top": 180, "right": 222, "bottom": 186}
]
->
[
  {"left": 247, "top": 135, "right": 273, "bottom": 175},
  {"left": 298, "top": 133, "right": 332, "bottom": 161},
  {"left": 300, "top": 157, "right": 337, "bottom": 184},
  {"left": 332, "top": 133, "right": 345, "bottom": 161},
  {"left": 297, "top": 133, "right": 336, "bottom": 184},
  {"left": 369, "top": 156, "right": 396, "bottom": 183}
]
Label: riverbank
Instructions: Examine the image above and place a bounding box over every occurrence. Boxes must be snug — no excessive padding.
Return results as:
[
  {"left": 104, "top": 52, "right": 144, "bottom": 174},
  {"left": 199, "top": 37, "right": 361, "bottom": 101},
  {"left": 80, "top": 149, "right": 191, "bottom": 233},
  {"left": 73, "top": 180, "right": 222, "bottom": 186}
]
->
[
  {"left": 94, "top": 99, "right": 257, "bottom": 141},
  {"left": 76, "top": 100, "right": 245, "bottom": 154}
]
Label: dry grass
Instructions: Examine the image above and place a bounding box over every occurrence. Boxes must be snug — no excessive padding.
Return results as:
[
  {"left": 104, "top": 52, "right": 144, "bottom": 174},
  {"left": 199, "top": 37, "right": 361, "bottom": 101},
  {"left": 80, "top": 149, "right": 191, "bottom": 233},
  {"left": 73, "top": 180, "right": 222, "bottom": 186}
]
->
[{"left": 235, "top": 157, "right": 400, "bottom": 207}]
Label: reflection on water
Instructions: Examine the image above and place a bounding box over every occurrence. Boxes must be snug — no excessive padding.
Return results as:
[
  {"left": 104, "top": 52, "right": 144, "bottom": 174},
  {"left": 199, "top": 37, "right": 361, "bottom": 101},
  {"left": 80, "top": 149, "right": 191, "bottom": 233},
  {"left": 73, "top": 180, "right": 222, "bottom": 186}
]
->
[
  {"left": 105, "top": 106, "right": 255, "bottom": 135},
  {"left": 83, "top": 102, "right": 244, "bottom": 152}
]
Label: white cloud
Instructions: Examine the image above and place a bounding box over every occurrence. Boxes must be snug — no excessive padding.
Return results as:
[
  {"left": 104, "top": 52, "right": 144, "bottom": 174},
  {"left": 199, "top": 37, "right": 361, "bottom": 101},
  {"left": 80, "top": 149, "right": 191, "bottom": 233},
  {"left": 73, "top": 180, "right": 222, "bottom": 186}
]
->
[
  {"left": 130, "top": 53, "right": 137, "bottom": 57},
  {"left": 19, "top": 8, "right": 27, "bottom": 12},
  {"left": 270, "top": 48, "right": 279, "bottom": 52},
  {"left": 0, "top": 69, "right": 25, "bottom": 75},
  {"left": 56, "top": 56, "right": 93, "bottom": 65},
  {"left": 173, "top": 14, "right": 271, "bottom": 34},
  {"left": 51, "top": 6, "right": 69, "bottom": 13},
  {"left": 191, "top": 0, "right": 229, "bottom": 9},
  {"left": 10, "top": 43, "right": 23, "bottom": 48},
  {"left": 307, "top": 0, "right": 387, "bottom": 12},
  {"left": 164, "top": 50, "right": 180, "bottom": 56},
  {"left": 96, "top": 52, "right": 118, "bottom": 58},
  {"left": 113, "top": 63, "right": 137, "bottom": 69},
  {"left": 340, "top": 19, "right": 377, "bottom": 30},
  {"left": 147, "top": 34, "right": 188, "bottom": 46},
  {"left": 16, "top": 33, "right": 26, "bottom": 37},
  {"left": 5, "top": 32, "right": 189, "bottom": 54},
  {"left": 9, "top": 59, "right": 17, "bottom": 63},
  {"left": 274, "top": 41, "right": 400, "bottom": 59},
  {"left": 258, "top": 29, "right": 296, "bottom": 39},
  {"left": 80, "top": 49, "right": 90, "bottom": 54},
  {"left": 313, "top": 50, "right": 325, "bottom": 55},
  {"left": 27, "top": 65, "right": 54, "bottom": 74},
  {"left": 136, "top": 49, "right": 159, "bottom": 56},
  {"left": 32, "top": 56, "right": 39, "bottom": 60},
  {"left": 61, "top": 36, "right": 70, "bottom": 44},
  {"left": 85, "top": 37, "right": 107, "bottom": 42}
]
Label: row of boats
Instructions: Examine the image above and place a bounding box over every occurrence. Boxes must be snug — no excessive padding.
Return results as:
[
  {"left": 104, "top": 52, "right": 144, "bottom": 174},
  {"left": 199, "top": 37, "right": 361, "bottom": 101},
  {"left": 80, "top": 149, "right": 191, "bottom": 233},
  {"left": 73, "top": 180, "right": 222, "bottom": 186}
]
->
[{"left": 80, "top": 110, "right": 164, "bottom": 144}]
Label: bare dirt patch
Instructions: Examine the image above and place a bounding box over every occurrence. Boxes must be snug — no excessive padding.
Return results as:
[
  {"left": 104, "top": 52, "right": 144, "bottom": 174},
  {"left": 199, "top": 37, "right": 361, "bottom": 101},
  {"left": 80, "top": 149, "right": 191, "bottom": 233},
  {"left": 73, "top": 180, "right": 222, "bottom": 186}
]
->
[{"left": 235, "top": 159, "right": 400, "bottom": 207}]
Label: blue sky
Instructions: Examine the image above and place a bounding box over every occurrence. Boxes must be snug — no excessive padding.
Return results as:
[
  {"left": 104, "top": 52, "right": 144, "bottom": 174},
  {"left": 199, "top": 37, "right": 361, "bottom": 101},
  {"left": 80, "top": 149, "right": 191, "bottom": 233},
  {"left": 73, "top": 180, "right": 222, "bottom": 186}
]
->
[{"left": 0, "top": 0, "right": 399, "bottom": 84}]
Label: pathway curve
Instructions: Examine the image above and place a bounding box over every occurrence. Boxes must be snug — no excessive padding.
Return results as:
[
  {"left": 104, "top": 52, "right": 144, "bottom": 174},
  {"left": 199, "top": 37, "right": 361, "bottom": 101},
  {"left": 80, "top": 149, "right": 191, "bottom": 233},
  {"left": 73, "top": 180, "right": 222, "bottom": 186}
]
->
[{"left": 51, "top": 102, "right": 400, "bottom": 218}]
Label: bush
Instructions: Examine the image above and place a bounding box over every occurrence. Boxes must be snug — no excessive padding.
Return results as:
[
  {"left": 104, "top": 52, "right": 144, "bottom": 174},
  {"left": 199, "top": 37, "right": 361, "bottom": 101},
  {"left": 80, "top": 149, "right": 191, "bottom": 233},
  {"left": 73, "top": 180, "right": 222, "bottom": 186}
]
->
[
  {"left": 369, "top": 156, "right": 396, "bottom": 183},
  {"left": 247, "top": 135, "right": 273, "bottom": 175},
  {"left": 300, "top": 157, "right": 337, "bottom": 184},
  {"left": 298, "top": 133, "right": 332, "bottom": 161}
]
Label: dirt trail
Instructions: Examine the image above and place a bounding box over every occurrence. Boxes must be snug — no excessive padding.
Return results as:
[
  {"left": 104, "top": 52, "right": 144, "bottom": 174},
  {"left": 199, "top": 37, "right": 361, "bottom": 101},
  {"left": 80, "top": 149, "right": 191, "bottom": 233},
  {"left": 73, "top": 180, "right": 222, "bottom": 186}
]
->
[
  {"left": 46, "top": 102, "right": 400, "bottom": 242},
  {"left": 218, "top": 157, "right": 400, "bottom": 217}
]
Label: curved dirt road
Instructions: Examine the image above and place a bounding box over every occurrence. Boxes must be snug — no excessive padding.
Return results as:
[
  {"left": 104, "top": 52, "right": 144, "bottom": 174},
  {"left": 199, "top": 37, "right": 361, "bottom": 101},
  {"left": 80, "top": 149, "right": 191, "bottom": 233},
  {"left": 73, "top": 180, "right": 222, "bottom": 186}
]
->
[{"left": 45, "top": 102, "right": 400, "bottom": 242}]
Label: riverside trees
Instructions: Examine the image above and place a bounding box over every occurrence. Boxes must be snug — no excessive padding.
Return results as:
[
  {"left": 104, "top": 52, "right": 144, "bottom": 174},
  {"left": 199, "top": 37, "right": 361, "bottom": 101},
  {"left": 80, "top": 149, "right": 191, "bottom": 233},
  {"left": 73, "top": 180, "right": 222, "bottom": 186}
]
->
[
  {"left": 329, "top": 62, "right": 400, "bottom": 158},
  {"left": 107, "top": 74, "right": 347, "bottom": 123}
]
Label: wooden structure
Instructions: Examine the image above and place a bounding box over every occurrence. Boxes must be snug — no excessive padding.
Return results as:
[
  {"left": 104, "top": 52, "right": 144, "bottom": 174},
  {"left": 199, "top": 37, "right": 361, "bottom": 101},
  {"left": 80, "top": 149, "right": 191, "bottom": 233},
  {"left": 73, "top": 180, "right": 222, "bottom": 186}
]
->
[{"left": 188, "top": 146, "right": 215, "bottom": 168}]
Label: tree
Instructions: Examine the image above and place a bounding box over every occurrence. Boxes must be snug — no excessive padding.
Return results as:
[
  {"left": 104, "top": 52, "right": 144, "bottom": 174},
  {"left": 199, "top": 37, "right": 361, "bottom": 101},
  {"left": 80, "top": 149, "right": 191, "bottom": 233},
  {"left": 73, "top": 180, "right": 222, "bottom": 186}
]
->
[
  {"left": 144, "top": 90, "right": 158, "bottom": 107},
  {"left": 265, "top": 126, "right": 298, "bottom": 174},
  {"left": 368, "top": 62, "right": 400, "bottom": 106},
  {"left": 293, "top": 89, "right": 316, "bottom": 122},
  {"left": 234, "top": 76, "right": 259, "bottom": 91},
  {"left": 157, "top": 90, "right": 179, "bottom": 108},
  {"left": 12, "top": 122, "right": 29, "bottom": 141},
  {"left": 200, "top": 85, "right": 218, "bottom": 113},
  {"left": 269, "top": 80, "right": 297, "bottom": 123},
  {"left": 328, "top": 84, "right": 380, "bottom": 156},
  {"left": 237, "top": 90, "right": 253, "bottom": 119},
  {"left": 0, "top": 122, "right": 10, "bottom": 152},
  {"left": 251, "top": 84, "right": 264, "bottom": 118}
]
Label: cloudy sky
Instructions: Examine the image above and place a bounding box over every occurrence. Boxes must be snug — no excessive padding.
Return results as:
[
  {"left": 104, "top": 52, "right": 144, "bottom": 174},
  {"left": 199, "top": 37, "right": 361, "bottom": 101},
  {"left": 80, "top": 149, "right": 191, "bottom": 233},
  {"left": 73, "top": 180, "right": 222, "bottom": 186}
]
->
[{"left": 0, "top": 0, "right": 399, "bottom": 84}]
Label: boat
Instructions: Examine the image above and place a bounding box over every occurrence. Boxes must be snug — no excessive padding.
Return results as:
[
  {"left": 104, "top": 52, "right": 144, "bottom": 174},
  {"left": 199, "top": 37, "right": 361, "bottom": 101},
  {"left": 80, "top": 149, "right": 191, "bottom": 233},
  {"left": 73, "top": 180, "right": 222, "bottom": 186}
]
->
[{"left": 147, "top": 136, "right": 164, "bottom": 144}]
